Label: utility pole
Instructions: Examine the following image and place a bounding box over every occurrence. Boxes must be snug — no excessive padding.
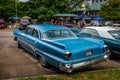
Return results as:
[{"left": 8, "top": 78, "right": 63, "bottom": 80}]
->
[
  {"left": 82, "top": 0, "right": 86, "bottom": 26},
  {"left": 84, "top": 0, "right": 86, "bottom": 14},
  {"left": 15, "top": 0, "right": 17, "bottom": 22}
]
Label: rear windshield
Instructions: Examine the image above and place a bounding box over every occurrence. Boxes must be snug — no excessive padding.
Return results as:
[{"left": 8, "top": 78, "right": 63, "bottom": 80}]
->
[{"left": 42, "top": 30, "right": 77, "bottom": 40}]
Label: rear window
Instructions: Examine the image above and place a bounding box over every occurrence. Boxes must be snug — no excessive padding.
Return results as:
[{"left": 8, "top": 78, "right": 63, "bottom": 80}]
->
[
  {"left": 42, "top": 30, "right": 77, "bottom": 40},
  {"left": 80, "top": 28, "right": 99, "bottom": 36}
]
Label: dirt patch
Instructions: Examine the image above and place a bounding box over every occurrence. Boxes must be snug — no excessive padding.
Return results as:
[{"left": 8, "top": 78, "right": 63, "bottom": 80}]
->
[{"left": 0, "top": 28, "right": 16, "bottom": 32}]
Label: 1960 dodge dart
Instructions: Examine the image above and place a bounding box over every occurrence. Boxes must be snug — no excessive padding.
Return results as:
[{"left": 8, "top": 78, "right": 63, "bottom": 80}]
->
[{"left": 13, "top": 24, "right": 110, "bottom": 73}]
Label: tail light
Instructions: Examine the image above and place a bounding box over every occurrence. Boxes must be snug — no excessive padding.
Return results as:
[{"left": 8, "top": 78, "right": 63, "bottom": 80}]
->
[
  {"left": 65, "top": 51, "right": 72, "bottom": 59},
  {"left": 104, "top": 45, "right": 111, "bottom": 55}
]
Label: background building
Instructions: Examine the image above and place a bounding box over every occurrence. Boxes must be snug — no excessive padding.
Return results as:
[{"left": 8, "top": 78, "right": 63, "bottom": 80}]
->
[{"left": 73, "top": 0, "right": 107, "bottom": 18}]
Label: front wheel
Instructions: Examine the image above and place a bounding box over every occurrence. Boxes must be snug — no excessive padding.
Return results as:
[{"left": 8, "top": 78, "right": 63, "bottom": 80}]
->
[
  {"left": 39, "top": 56, "right": 49, "bottom": 68},
  {"left": 14, "top": 36, "right": 17, "bottom": 41},
  {"left": 17, "top": 42, "right": 22, "bottom": 48}
]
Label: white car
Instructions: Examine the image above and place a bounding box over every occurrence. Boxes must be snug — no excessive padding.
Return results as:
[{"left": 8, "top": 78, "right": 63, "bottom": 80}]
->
[
  {"left": 80, "top": 27, "right": 120, "bottom": 40},
  {"left": 79, "top": 27, "right": 120, "bottom": 58}
]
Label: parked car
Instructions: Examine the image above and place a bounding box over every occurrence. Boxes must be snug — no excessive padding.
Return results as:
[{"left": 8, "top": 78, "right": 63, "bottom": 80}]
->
[
  {"left": 0, "top": 18, "right": 6, "bottom": 29},
  {"left": 78, "top": 27, "right": 120, "bottom": 58},
  {"left": 13, "top": 24, "right": 110, "bottom": 73}
]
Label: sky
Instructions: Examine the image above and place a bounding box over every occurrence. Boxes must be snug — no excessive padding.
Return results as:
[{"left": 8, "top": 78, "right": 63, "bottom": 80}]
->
[{"left": 19, "top": 0, "right": 28, "bottom": 2}]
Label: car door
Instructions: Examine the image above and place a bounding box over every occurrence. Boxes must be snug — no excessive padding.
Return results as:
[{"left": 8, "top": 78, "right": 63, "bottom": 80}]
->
[
  {"left": 23, "top": 27, "right": 34, "bottom": 52},
  {"left": 27, "top": 28, "right": 40, "bottom": 55},
  {"left": 17, "top": 26, "right": 29, "bottom": 49}
]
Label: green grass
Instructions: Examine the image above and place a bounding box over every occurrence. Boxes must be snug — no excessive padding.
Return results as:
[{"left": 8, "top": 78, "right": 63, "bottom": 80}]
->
[{"left": 19, "top": 69, "right": 120, "bottom": 80}]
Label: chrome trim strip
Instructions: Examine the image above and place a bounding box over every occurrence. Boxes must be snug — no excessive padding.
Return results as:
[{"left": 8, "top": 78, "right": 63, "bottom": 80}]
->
[
  {"left": 18, "top": 38, "right": 36, "bottom": 52},
  {"left": 112, "top": 50, "right": 120, "bottom": 54},
  {"left": 36, "top": 49, "right": 62, "bottom": 63}
]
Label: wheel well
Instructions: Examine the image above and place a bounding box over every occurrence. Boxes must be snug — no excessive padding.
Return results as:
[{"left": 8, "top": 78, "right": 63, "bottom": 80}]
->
[
  {"left": 36, "top": 54, "right": 40, "bottom": 59},
  {"left": 14, "top": 36, "right": 17, "bottom": 41}
]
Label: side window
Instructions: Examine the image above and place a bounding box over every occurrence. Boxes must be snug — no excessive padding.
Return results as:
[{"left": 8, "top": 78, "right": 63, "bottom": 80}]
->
[
  {"left": 25, "top": 27, "right": 33, "bottom": 35},
  {"left": 25, "top": 27, "right": 29, "bottom": 33},
  {"left": 19, "top": 25, "right": 27, "bottom": 30},
  {"left": 32, "top": 29, "right": 39, "bottom": 38}
]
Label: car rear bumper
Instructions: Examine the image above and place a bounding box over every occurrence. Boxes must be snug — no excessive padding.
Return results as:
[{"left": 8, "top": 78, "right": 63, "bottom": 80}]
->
[{"left": 59, "top": 54, "right": 109, "bottom": 73}]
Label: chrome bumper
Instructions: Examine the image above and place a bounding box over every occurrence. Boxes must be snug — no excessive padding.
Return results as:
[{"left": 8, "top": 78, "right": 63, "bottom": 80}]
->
[{"left": 59, "top": 55, "right": 109, "bottom": 73}]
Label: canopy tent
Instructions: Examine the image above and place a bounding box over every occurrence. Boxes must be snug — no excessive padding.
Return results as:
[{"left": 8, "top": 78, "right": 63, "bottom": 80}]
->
[
  {"left": 53, "top": 13, "right": 77, "bottom": 17},
  {"left": 22, "top": 16, "right": 31, "bottom": 19},
  {"left": 92, "top": 16, "right": 104, "bottom": 21},
  {"left": 75, "top": 14, "right": 90, "bottom": 20},
  {"left": 20, "top": 16, "right": 32, "bottom": 25},
  {"left": 78, "top": 14, "right": 90, "bottom": 19},
  {"left": 11, "top": 16, "right": 20, "bottom": 19},
  {"left": 53, "top": 13, "right": 77, "bottom": 24}
]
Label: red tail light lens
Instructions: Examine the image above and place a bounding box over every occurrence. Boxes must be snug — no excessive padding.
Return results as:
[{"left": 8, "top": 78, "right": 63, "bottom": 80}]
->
[{"left": 65, "top": 51, "right": 72, "bottom": 59}]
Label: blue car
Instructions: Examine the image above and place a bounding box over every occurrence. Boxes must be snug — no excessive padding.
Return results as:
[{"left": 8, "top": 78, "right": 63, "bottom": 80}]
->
[{"left": 14, "top": 24, "right": 110, "bottom": 73}]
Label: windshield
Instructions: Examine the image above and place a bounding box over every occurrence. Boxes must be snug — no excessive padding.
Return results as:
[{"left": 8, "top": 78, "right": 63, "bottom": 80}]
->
[
  {"left": 108, "top": 30, "right": 120, "bottom": 40},
  {"left": 42, "top": 30, "right": 77, "bottom": 40}
]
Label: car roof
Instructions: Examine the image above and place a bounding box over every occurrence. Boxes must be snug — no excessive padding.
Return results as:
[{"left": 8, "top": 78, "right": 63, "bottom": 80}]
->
[
  {"left": 29, "top": 24, "right": 69, "bottom": 33},
  {"left": 83, "top": 26, "right": 117, "bottom": 39},
  {"left": 85, "top": 26, "right": 116, "bottom": 31}
]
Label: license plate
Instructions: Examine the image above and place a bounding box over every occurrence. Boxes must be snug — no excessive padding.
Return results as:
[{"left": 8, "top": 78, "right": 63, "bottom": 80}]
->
[{"left": 86, "top": 50, "right": 92, "bottom": 56}]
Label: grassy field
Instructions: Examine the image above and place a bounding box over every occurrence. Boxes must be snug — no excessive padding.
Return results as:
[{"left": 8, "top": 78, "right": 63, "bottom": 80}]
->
[{"left": 19, "top": 69, "right": 120, "bottom": 80}]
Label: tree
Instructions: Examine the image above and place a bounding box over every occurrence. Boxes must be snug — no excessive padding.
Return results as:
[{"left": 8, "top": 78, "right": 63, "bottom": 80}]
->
[
  {"left": 0, "top": 0, "right": 14, "bottom": 18},
  {"left": 99, "top": 0, "right": 120, "bottom": 20},
  {"left": 25, "top": 0, "right": 71, "bottom": 21},
  {"left": 70, "top": 0, "right": 84, "bottom": 11},
  {"left": 0, "top": 0, "right": 26, "bottom": 20},
  {"left": 0, "top": 0, "right": 84, "bottom": 21},
  {"left": 25, "top": 0, "right": 84, "bottom": 21}
]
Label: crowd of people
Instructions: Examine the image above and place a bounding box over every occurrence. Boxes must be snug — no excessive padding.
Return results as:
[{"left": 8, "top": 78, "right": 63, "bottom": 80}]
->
[{"left": 4, "top": 16, "right": 115, "bottom": 30}]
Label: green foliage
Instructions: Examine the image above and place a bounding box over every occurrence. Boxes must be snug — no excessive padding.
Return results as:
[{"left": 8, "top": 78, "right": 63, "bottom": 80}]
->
[
  {"left": 0, "top": 0, "right": 27, "bottom": 19},
  {"left": 0, "top": 0, "right": 84, "bottom": 21},
  {"left": 99, "top": 0, "right": 120, "bottom": 20},
  {"left": 19, "top": 69, "right": 120, "bottom": 80},
  {"left": 70, "top": 0, "right": 84, "bottom": 9},
  {"left": 25, "top": 0, "right": 71, "bottom": 21},
  {"left": 25, "top": 0, "right": 84, "bottom": 21}
]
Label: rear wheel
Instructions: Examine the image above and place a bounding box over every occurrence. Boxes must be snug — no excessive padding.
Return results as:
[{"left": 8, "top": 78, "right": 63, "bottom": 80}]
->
[{"left": 39, "top": 56, "right": 49, "bottom": 68}]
